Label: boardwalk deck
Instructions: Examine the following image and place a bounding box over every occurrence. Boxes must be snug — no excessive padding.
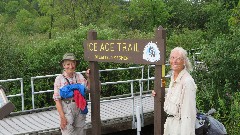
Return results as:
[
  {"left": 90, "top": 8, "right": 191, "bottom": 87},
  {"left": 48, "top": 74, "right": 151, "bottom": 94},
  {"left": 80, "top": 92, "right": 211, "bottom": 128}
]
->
[{"left": 0, "top": 94, "right": 154, "bottom": 135}]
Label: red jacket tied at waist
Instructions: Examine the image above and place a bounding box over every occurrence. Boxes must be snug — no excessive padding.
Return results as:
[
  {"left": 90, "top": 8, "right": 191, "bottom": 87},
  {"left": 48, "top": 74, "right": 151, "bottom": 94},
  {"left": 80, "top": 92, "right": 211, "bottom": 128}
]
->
[{"left": 73, "top": 90, "right": 86, "bottom": 111}]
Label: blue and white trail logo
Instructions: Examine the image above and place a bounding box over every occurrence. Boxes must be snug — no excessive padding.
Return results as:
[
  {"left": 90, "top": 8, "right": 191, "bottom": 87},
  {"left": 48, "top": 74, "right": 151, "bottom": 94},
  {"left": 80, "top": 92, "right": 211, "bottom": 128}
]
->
[{"left": 143, "top": 42, "right": 160, "bottom": 62}]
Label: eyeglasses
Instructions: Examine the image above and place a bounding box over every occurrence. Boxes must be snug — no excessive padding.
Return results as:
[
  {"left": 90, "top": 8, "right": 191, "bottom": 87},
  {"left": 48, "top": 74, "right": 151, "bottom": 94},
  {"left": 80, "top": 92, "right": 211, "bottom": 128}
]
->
[{"left": 170, "top": 56, "right": 184, "bottom": 62}]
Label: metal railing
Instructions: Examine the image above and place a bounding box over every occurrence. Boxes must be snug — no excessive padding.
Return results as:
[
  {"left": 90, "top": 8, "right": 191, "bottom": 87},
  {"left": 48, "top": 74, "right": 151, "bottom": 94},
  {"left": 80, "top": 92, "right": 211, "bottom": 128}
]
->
[
  {"left": 30, "top": 66, "right": 145, "bottom": 109},
  {"left": 31, "top": 74, "right": 60, "bottom": 109},
  {"left": 29, "top": 64, "right": 170, "bottom": 133},
  {"left": 147, "top": 64, "right": 171, "bottom": 90},
  {"left": 29, "top": 66, "right": 147, "bottom": 132},
  {"left": 0, "top": 78, "right": 24, "bottom": 111},
  {"left": 2, "top": 65, "right": 171, "bottom": 134}
]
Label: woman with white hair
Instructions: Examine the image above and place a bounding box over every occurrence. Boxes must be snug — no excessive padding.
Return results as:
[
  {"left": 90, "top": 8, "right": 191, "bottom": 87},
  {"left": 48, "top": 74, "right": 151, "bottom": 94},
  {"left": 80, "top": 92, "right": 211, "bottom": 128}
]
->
[{"left": 153, "top": 47, "right": 197, "bottom": 135}]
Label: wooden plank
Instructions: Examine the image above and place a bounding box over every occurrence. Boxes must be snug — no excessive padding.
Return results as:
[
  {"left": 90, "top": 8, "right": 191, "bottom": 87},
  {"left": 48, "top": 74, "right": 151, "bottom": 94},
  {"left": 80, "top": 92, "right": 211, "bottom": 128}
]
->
[
  {"left": 20, "top": 114, "right": 43, "bottom": 131},
  {"left": 118, "top": 100, "right": 131, "bottom": 111},
  {"left": 46, "top": 110, "right": 59, "bottom": 120},
  {"left": 17, "top": 116, "right": 38, "bottom": 131},
  {"left": 0, "top": 127, "right": 12, "bottom": 135},
  {"left": 42, "top": 111, "right": 59, "bottom": 124},
  {"left": 0, "top": 126, "right": 13, "bottom": 135},
  {"left": 100, "top": 104, "right": 109, "bottom": 120},
  {"left": 35, "top": 112, "right": 58, "bottom": 127},
  {"left": 22, "top": 114, "right": 48, "bottom": 130},
  {"left": 28, "top": 114, "right": 52, "bottom": 129},
  {"left": 92, "top": 98, "right": 134, "bottom": 125},
  {"left": 17, "top": 115, "right": 38, "bottom": 133},
  {"left": 0, "top": 120, "right": 17, "bottom": 134},
  {"left": 103, "top": 104, "right": 119, "bottom": 119},
  {"left": 0, "top": 129, "right": 6, "bottom": 135},
  {"left": 142, "top": 96, "right": 154, "bottom": 112},
  {"left": 4, "top": 118, "right": 32, "bottom": 133},
  {"left": 0, "top": 94, "right": 155, "bottom": 135},
  {"left": 45, "top": 110, "right": 67, "bottom": 130}
]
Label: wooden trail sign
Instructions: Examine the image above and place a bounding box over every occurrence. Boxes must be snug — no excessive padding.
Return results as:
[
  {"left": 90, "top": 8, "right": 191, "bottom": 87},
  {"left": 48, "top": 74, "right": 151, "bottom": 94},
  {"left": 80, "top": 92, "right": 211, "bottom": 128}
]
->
[
  {"left": 84, "top": 39, "right": 165, "bottom": 65},
  {"left": 83, "top": 26, "right": 166, "bottom": 135}
]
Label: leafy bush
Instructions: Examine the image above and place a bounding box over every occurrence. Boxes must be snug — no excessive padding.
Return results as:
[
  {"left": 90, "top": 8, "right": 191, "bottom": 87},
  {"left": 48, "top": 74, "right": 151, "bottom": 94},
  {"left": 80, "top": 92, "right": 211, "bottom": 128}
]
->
[
  {"left": 1, "top": 24, "right": 156, "bottom": 110},
  {"left": 193, "top": 27, "right": 240, "bottom": 134}
]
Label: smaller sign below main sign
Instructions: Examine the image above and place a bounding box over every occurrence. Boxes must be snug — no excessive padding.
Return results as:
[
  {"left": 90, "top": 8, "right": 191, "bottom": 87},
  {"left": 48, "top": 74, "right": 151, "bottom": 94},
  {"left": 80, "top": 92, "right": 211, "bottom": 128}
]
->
[{"left": 83, "top": 39, "right": 165, "bottom": 65}]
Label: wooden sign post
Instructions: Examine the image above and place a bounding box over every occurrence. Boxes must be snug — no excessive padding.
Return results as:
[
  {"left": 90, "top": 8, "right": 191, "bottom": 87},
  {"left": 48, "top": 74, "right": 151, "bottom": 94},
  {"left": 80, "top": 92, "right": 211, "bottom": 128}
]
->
[
  {"left": 84, "top": 26, "right": 166, "bottom": 135},
  {"left": 87, "top": 30, "right": 101, "bottom": 135},
  {"left": 154, "top": 27, "right": 166, "bottom": 135}
]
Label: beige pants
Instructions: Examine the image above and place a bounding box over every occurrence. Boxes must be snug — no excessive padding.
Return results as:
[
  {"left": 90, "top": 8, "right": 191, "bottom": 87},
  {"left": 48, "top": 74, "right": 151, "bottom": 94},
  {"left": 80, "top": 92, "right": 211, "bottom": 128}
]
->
[{"left": 61, "top": 101, "right": 86, "bottom": 135}]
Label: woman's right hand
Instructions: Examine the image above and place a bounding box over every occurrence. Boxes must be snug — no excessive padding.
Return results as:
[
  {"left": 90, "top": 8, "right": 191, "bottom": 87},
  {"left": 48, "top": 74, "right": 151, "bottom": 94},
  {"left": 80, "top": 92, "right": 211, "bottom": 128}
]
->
[
  {"left": 152, "top": 90, "right": 156, "bottom": 97},
  {"left": 60, "top": 116, "right": 67, "bottom": 130}
]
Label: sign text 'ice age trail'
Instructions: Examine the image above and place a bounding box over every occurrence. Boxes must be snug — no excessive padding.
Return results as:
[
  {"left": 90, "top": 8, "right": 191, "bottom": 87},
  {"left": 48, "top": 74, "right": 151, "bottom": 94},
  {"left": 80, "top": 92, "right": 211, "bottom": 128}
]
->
[{"left": 83, "top": 39, "right": 165, "bottom": 65}]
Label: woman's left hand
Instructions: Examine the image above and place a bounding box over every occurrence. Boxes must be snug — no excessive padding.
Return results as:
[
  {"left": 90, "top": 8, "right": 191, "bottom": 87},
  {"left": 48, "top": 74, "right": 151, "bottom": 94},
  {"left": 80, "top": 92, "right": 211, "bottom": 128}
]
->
[
  {"left": 85, "top": 69, "right": 90, "bottom": 78},
  {"left": 60, "top": 116, "right": 68, "bottom": 130},
  {"left": 152, "top": 90, "right": 156, "bottom": 97}
]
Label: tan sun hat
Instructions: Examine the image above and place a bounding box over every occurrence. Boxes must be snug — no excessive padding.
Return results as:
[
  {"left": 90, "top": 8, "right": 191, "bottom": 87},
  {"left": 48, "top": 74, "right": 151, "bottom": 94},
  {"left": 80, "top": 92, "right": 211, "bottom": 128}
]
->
[{"left": 59, "top": 53, "right": 80, "bottom": 67}]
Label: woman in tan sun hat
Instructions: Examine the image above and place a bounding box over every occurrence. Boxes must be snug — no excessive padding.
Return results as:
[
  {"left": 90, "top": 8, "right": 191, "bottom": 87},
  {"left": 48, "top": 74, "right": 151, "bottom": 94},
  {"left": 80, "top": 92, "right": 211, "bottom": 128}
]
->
[{"left": 53, "top": 53, "right": 90, "bottom": 135}]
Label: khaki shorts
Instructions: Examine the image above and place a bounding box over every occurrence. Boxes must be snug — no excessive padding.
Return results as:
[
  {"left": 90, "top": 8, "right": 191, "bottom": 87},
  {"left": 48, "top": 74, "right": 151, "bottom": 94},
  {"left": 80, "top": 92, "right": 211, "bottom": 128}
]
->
[{"left": 61, "top": 100, "right": 86, "bottom": 135}]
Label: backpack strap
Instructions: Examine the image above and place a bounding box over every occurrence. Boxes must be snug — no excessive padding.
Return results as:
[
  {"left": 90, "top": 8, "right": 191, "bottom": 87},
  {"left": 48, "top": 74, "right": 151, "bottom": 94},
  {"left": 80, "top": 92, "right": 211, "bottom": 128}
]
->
[
  {"left": 61, "top": 74, "right": 78, "bottom": 99},
  {"left": 62, "top": 74, "right": 77, "bottom": 85}
]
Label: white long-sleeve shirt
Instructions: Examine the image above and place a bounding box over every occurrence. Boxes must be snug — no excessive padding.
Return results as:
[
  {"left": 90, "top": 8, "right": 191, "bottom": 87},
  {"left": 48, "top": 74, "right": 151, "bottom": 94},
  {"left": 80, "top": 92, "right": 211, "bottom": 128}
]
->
[{"left": 164, "top": 69, "right": 197, "bottom": 135}]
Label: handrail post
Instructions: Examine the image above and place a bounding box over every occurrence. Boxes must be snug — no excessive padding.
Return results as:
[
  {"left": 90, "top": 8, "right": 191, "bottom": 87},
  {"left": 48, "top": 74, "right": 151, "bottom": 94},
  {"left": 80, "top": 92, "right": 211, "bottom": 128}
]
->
[
  {"left": 20, "top": 78, "right": 24, "bottom": 111},
  {"left": 31, "top": 77, "right": 35, "bottom": 109},
  {"left": 131, "top": 81, "right": 135, "bottom": 129},
  {"left": 138, "top": 80, "right": 144, "bottom": 127},
  {"left": 136, "top": 106, "right": 141, "bottom": 135},
  {"left": 147, "top": 65, "right": 150, "bottom": 91},
  {"left": 141, "top": 66, "right": 144, "bottom": 92}
]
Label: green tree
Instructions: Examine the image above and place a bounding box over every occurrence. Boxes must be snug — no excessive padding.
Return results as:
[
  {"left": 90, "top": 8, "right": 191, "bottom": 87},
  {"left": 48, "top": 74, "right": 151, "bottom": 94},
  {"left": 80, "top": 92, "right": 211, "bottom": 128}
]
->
[
  {"left": 5, "top": 1, "right": 20, "bottom": 17},
  {"left": 37, "top": 0, "right": 57, "bottom": 38},
  {"left": 228, "top": 1, "right": 240, "bottom": 28},
  {"left": 167, "top": 29, "right": 207, "bottom": 51},
  {"left": 16, "top": 9, "right": 35, "bottom": 34},
  {"left": 194, "top": 27, "right": 240, "bottom": 128},
  {"left": 0, "top": 1, "right": 6, "bottom": 13},
  {"left": 165, "top": 0, "right": 207, "bottom": 30},
  {"left": 203, "top": 0, "right": 231, "bottom": 37},
  {"left": 124, "top": 0, "right": 170, "bottom": 32},
  {"left": 34, "top": 16, "right": 50, "bottom": 33}
]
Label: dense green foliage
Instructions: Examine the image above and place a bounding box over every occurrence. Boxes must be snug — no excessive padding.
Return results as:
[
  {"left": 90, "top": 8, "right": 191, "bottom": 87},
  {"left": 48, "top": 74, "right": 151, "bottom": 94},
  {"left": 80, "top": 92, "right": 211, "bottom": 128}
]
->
[{"left": 0, "top": 0, "right": 239, "bottom": 133}]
